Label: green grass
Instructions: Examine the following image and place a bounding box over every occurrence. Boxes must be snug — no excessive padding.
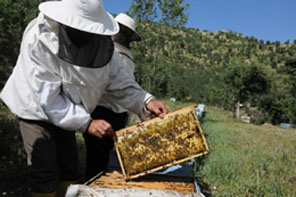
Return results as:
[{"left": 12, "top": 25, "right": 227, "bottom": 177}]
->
[{"left": 196, "top": 105, "right": 296, "bottom": 196}]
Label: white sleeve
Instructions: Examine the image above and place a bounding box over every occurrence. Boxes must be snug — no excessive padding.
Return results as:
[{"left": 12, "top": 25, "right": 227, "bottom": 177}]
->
[
  {"left": 40, "top": 82, "right": 91, "bottom": 132},
  {"left": 104, "top": 51, "right": 154, "bottom": 120},
  {"left": 31, "top": 41, "right": 91, "bottom": 132}
]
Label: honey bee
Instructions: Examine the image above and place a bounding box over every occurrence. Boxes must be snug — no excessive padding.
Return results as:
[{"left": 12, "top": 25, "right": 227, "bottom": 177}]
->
[{"left": 117, "top": 110, "right": 206, "bottom": 176}]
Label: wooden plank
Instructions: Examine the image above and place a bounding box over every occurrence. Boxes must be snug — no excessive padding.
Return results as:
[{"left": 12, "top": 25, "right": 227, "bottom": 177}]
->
[
  {"left": 126, "top": 151, "right": 209, "bottom": 180},
  {"left": 114, "top": 138, "right": 127, "bottom": 178},
  {"left": 115, "top": 104, "right": 197, "bottom": 137},
  {"left": 89, "top": 171, "right": 196, "bottom": 194},
  {"left": 192, "top": 111, "right": 210, "bottom": 153}
]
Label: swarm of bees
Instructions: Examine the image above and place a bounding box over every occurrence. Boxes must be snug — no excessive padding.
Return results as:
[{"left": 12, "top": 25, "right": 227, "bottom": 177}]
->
[{"left": 116, "top": 111, "right": 205, "bottom": 176}]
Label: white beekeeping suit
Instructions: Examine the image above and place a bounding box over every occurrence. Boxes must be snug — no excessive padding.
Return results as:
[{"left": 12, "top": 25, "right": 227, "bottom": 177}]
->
[
  {"left": 0, "top": 7, "right": 152, "bottom": 132},
  {"left": 0, "top": 1, "right": 167, "bottom": 195},
  {"left": 99, "top": 13, "right": 151, "bottom": 121}
]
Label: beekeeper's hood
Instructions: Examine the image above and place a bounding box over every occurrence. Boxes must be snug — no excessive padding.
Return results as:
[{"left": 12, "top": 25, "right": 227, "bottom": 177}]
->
[
  {"left": 39, "top": 0, "right": 119, "bottom": 35},
  {"left": 115, "top": 13, "right": 141, "bottom": 41},
  {"left": 39, "top": 0, "right": 119, "bottom": 68}
]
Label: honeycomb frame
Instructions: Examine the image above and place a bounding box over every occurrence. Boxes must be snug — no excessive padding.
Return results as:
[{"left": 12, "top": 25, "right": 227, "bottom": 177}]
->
[{"left": 114, "top": 104, "right": 210, "bottom": 180}]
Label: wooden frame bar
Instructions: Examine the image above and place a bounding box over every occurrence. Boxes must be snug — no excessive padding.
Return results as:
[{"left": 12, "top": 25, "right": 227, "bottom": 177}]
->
[{"left": 114, "top": 104, "right": 210, "bottom": 180}]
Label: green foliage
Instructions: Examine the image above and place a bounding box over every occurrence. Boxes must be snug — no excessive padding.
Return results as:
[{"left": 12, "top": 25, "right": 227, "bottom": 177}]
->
[
  {"left": 129, "top": 16, "right": 295, "bottom": 124},
  {"left": 129, "top": 0, "right": 189, "bottom": 96},
  {"left": 284, "top": 57, "right": 296, "bottom": 92},
  {"left": 283, "top": 57, "right": 296, "bottom": 124},
  {"left": 0, "top": 101, "right": 29, "bottom": 194},
  {"left": 156, "top": 0, "right": 189, "bottom": 28},
  {"left": 256, "top": 93, "right": 290, "bottom": 125},
  {"left": 128, "top": 1, "right": 296, "bottom": 124},
  {"left": 128, "top": 0, "right": 157, "bottom": 22},
  {"left": 223, "top": 60, "right": 271, "bottom": 118},
  {"left": 0, "top": 0, "right": 42, "bottom": 89},
  {"left": 128, "top": 0, "right": 189, "bottom": 27},
  {"left": 224, "top": 61, "right": 270, "bottom": 102}
]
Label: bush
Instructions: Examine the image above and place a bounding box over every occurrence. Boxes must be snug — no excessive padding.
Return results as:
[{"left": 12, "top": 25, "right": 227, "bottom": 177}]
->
[{"left": 0, "top": 102, "right": 29, "bottom": 194}]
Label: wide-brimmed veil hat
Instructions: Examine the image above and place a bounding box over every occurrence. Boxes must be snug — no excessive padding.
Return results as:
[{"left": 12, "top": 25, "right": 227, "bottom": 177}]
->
[
  {"left": 39, "top": 0, "right": 119, "bottom": 35},
  {"left": 115, "top": 13, "right": 141, "bottom": 41}
]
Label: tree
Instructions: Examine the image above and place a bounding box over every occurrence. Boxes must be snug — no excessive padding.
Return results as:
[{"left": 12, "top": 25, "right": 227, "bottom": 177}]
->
[
  {"left": 128, "top": 0, "right": 189, "bottom": 95},
  {"left": 223, "top": 60, "right": 270, "bottom": 118},
  {"left": 284, "top": 57, "right": 296, "bottom": 124},
  {"left": 128, "top": 0, "right": 189, "bottom": 27},
  {"left": 128, "top": 0, "right": 157, "bottom": 23},
  {"left": 0, "top": 0, "right": 42, "bottom": 89},
  {"left": 156, "top": 0, "right": 189, "bottom": 28}
]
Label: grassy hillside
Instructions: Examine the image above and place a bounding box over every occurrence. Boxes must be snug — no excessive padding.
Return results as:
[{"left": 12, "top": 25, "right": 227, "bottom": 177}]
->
[
  {"left": 196, "top": 105, "right": 296, "bottom": 196},
  {"left": 128, "top": 100, "right": 296, "bottom": 195},
  {"left": 132, "top": 22, "right": 296, "bottom": 124}
]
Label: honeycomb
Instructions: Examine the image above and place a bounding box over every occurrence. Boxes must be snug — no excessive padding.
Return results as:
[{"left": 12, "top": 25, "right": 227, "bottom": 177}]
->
[{"left": 116, "top": 111, "right": 205, "bottom": 176}]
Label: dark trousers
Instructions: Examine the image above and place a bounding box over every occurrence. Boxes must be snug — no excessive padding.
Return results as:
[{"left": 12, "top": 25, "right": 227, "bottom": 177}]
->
[
  {"left": 19, "top": 119, "right": 80, "bottom": 193},
  {"left": 83, "top": 106, "right": 127, "bottom": 180}
]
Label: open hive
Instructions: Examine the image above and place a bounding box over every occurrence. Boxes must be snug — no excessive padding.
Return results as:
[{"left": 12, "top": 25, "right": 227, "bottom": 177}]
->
[
  {"left": 114, "top": 104, "right": 210, "bottom": 180},
  {"left": 88, "top": 171, "right": 196, "bottom": 194}
]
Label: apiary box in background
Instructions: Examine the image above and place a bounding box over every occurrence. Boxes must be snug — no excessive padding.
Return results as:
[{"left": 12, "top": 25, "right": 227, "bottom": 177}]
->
[{"left": 114, "top": 104, "right": 210, "bottom": 180}]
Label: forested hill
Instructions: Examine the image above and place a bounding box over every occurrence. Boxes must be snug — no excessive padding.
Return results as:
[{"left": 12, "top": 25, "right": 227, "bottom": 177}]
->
[
  {"left": 0, "top": 0, "right": 295, "bottom": 125},
  {"left": 131, "top": 21, "right": 296, "bottom": 125}
]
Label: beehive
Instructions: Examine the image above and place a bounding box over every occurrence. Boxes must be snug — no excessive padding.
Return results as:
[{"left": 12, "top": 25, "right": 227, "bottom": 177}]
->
[
  {"left": 88, "top": 171, "right": 196, "bottom": 194},
  {"left": 114, "top": 104, "right": 210, "bottom": 180}
]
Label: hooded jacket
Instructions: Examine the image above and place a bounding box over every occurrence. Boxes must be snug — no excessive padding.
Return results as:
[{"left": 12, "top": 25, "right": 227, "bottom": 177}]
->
[
  {"left": 98, "top": 43, "right": 142, "bottom": 115},
  {"left": 0, "top": 13, "right": 152, "bottom": 132}
]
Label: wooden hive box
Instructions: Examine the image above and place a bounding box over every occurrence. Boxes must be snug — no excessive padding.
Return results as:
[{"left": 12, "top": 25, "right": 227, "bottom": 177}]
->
[
  {"left": 114, "top": 104, "right": 210, "bottom": 180},
  {"left": 87, "top": 171, "right": 197, "bottom": 195}
]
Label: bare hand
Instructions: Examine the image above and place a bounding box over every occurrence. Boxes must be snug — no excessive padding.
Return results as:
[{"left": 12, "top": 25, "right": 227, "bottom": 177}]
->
[
  {"left": 146, "top": 100, "right": 168, "bottom": 118},
  {"left": 88, "top": 120, "right": 114, "bottom": 138}
]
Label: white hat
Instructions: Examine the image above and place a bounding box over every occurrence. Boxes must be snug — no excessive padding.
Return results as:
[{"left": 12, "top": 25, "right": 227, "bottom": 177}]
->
[
  {"left": 39, "top": 0, "right": 119, "bottom": 35},
  {"left": 115, "top": 13, "right": 141, "bottom": 41}
]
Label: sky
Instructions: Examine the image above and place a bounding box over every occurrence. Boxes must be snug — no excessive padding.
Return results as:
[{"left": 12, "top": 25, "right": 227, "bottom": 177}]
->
[{"left": 103, "top": 0, "right": 296, "bottom": 43}]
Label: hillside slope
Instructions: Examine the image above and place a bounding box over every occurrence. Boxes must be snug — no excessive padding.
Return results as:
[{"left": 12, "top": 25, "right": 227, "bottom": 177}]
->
[
  {"left": 131, "top": 22, "right": 296, "bottom": 124},
  {"left": 196, "top": 105, "right": 296, "bottom": 196}
]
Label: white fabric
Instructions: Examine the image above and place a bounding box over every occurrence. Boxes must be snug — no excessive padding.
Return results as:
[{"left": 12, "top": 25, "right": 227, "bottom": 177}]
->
[
  {"left": 114, "top": 43, "right": 135, "bottom": 79},
  {"left": 98, "top": 43, "right": 153, "bottom": 121},
  {"left": 115, "top": 13, "right": 140, "bottom": 38},
  {"left": 39, "top": 0, "right": 119, "bottom": 35},
  {"left": 0, "top": 13, "right": 153, "bottom": 132},
  {"left": 65, "top": 185, "right": 80, "bottom": 197},
  {"left": 66, "top": 185, "right": 200, "bottom": 197}
]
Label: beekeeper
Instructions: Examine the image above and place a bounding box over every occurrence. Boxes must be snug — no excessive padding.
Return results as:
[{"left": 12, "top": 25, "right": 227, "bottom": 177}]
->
[
  {"left": 112, "top": 13, "right": 142, "bottom": 78},
  {"left": 83, "top": 13, "right": 145, "bottom": 180},
  {"left": 0, "top": 0, "right": 167, "bottom": 196}
]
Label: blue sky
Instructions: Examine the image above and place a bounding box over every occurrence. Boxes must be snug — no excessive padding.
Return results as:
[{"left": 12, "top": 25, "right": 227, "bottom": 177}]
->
[{"left": 103, "top": 0, "right": 296, "bottom": 43}]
